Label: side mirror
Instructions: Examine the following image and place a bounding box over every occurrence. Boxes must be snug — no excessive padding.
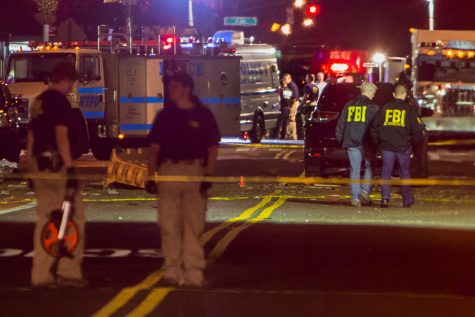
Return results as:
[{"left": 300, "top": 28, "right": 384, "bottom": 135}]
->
[{"left": 420, "top": 106, "right": 434, "bottom": 118}]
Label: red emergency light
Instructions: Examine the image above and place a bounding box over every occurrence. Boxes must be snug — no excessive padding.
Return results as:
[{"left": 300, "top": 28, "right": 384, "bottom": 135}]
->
[
  {"left": 330, "top": 63, "right": 350, "bottom": 73},
  {"left": 306, "top": 4, "right": 321, "bottom": 16}
]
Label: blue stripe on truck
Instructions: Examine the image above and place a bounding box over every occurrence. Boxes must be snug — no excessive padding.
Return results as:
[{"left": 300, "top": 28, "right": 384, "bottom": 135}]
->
[
  {"left": 120, "top": 124, "right": 153, "bottom": 131},
  {"left": 83, "top": 111, "right": 104, "bottom": 119},
  {"left": 78, "top": 87, "right": 106, "bottom": 94},
  {"left": 120, "top": 97, "right": 165, "bottom": 103}
]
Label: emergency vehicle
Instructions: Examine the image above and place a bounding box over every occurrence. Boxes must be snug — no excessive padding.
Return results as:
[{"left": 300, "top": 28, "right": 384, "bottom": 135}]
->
[
  {"left": 311, "top": 49, "right": 406, "bottom": 84},
  {"left": 411, "top": 29, "right": 475, "bottom": 133},
  {"left": 4, "top": 30, "right": 280, "bottom": 160}
]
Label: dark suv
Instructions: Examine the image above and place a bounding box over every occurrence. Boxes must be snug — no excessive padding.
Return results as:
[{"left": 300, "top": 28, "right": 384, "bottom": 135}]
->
[
  {"left": 304, "top": 82, "right": 432, "bottom": 178},
  {"left": 0, "top": 82, "right": 25, "bottom": 163}
]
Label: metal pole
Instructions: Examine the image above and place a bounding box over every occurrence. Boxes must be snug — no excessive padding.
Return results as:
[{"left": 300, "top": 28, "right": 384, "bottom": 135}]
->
[
  {"left": 428, "top": 0, "right": 435, "bottom": 30},
  {"left": 188, "top": 0, "right": 194, "bottom": 27},
  {"left": 126, "top": 4, "right": 133, "bottom": 54},
  {"left": 378, "top": 63, "right": 383, "bottom": 82}
]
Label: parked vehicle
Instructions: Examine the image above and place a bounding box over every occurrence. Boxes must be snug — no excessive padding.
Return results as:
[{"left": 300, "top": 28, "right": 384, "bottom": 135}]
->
[
  {"left": 304, "top": 82, "right": 433, "bottom": 178},
  {"left": 0, "top": 81, "right": 25, "bottom": 163}
]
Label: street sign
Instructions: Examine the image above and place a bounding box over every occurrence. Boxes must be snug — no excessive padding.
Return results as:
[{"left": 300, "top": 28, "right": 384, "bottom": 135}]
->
[
  {"left": 224, "top": 17, "right": 258, "bottom": 27},
  {"left": 363, "top": 62, "right": 378, "bottom": 68}
]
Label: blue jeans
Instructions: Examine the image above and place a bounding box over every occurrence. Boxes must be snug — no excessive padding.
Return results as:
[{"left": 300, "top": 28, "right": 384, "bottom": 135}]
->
[
  {"left": 380, "top": 149, "right": 413, "bottom": 205},
  {"left": 347, "top": 146, "right": 373, "bottom": 200}
]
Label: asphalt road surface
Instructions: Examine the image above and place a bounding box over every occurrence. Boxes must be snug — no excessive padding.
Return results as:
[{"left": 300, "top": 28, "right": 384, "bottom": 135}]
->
[{"left": 1, "top": 140, "right": 475, "bottom": 316}]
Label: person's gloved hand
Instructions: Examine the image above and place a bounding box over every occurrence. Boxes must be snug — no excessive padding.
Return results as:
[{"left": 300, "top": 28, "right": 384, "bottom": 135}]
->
[{"left": 145, "top": 180, "right": 158, "bottom": 194}]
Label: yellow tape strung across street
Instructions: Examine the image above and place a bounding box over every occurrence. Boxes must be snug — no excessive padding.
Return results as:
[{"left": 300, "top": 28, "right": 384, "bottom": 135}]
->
[{"left": 7, "top": 172, "right": 475, "bottom": 186}]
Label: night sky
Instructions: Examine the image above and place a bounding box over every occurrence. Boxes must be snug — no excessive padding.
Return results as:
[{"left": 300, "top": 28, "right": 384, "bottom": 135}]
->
[{"left": 2, "top": 0, "right": 475, "bottom": 56}]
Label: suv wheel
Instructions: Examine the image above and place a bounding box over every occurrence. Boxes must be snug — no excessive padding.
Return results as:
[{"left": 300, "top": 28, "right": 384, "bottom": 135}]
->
[{"left": 249, "top": 116, "right": 264, "bottom": 144}]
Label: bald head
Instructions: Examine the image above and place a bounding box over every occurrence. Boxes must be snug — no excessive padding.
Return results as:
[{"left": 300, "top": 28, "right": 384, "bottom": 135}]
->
[{"left": 394, "top": 85, "right": 407, "bottom": 100}]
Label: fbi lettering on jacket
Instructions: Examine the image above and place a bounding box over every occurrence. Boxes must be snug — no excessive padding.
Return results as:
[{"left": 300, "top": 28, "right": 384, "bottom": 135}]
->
[
  {"left": 347, "top": 105, "right": 367, "bottom": 122},
  {"left": 384, "top": 109, "right": 406, "bottom": 127}
]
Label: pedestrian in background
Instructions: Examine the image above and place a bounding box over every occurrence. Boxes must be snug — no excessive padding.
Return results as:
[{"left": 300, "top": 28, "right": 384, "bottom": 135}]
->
[
  {"left": 371, "top": 85, "right": 424, "bottom": 208},
  {"left": 26, "top": 62, "right": 87, "bottom": 289},
  {"left": 335, "top": 81, "right": 379, "bottom": 207},
  {"left": 315, "top": 71, "right": 327, "bottom": 101},
  {"left": 147, "top": 72, "right": 220, "bottom": 287},
  {"left": 275, "top": 73, "right": 299, "bottom": 139}
]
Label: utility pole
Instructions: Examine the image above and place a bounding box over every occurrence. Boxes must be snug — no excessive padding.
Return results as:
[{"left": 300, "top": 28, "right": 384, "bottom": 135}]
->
[
  {"left": 427, "top": 0, "right": 435, "bottom": 30},
  {"left": 188, "top": 0, "right": 194, "bottom": 27}
]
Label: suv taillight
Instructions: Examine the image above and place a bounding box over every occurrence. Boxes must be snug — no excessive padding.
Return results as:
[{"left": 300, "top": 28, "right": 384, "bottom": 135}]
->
[{"left": 311, "top": 111, "right": 339, "bottom": 123}]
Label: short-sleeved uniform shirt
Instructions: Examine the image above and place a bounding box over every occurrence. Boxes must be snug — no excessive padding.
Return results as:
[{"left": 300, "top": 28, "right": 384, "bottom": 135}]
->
[
  {"left": 29, "top": 89, "right": 72, "bottom": 155},
  {"left": 148, "top": 100, "right": 221, "bottom": 165},
  {"left": 304, "top": 83, "right": 319, "bottom": 103}
]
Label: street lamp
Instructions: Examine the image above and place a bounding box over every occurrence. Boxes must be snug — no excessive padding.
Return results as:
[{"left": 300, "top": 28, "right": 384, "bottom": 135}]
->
[
  {"left": 427, "top": 0, "right": 434, "bottom": 30},
  {"left": 302, "top": 18, "right": 314, "bottom": 27},
  {"left": 281, "top": 24, "right": 292, "bottom": 36},
  {"left": 294, "top": 0, "right": 305, "bottom": 8},
  {"left": 372, "top": 53, "right": 386, "bottom": 82}
]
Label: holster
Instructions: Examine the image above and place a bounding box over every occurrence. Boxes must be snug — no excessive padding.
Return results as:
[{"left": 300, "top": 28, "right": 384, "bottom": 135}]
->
[{"left": 36, "top": 151, "right": 63, "bottom": 172}]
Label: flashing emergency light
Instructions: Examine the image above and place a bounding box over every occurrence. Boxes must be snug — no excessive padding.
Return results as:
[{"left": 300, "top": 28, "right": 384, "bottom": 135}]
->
[
  {"left": 294, "top": 0, "right": 305, "bottom": 8},
  {"left": 281, "top": 24, "right": 292, "bottom": 36},
  {"left": 302, "top": 18, "right": 315, "bottom": 27},
  {"left": 306, "top": 4, "right": 320, "bottom": 16},
  {"left": 271, "top": 23, "right": 281, "bottom": 32},
  {"left": 330, "top": 63, "right": 350, "bottom": 73}
]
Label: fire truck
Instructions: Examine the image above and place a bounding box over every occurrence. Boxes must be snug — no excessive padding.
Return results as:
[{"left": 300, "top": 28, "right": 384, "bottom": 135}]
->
[
  {"left": 411, "top": 29, "right": 475, "bottom": 133},
  {"left": 4, "top": 30, "right": 280, "bottom": 160}
]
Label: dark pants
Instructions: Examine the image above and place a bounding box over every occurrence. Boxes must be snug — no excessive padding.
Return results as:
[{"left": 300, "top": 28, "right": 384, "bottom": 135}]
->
[
  {"left": 380, "top": 149, "right": 413, "bottom": 206},
  {"left": 274, "top": 108, "right": 290, "bottom": 139}
]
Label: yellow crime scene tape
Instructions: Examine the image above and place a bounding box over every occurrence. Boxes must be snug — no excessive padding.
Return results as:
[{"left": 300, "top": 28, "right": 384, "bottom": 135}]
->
[
  {"left": 3, "top": 172, "right": 475, "bottom": 186},
  {"left": 92, "top": 195, "right": 286, "bottom": 317}
]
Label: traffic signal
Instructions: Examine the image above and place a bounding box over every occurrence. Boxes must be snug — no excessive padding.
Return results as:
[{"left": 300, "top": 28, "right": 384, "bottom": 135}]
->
[
  {"left": 305, "top": 3, "right": 321, "bottom": 17},
  {"left": 162, "top": 35, "right": 178, "bottom": 54}
]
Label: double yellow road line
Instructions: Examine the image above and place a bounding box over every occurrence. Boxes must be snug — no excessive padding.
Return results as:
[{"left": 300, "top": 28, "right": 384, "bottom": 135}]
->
[{"left": 92, "top": 196, "right": 287, "bottom": 317}]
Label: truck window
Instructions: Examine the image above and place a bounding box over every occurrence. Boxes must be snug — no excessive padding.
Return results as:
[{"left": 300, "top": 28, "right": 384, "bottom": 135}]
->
[
  {"left": 79, "top": 55, "right": 101, "bottom": 82},
  {"left": 416, "top": 55, "right": 458, "bottom": 83},
  {"left": 6, "top": 53, "right": 76, "bottom": 84}
]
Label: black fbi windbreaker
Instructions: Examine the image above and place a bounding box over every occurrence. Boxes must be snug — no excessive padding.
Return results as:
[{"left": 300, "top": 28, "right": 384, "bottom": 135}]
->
[
  {"left": 370, "top": 98, "right": 424, "bottom": 152},
  {"left": 335, "top": 95, "right": 379, "bottom": 148}
]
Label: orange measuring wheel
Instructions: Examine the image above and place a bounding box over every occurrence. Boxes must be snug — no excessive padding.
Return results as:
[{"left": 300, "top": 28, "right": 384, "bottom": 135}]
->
[{"left": 41, "top": 218, "right": 79, "bottom": 257}]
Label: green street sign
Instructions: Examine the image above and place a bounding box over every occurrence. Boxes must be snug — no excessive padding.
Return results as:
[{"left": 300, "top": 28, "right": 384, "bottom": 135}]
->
[{"left": 224, "top": 17, "right": 258, "bottom": 27}]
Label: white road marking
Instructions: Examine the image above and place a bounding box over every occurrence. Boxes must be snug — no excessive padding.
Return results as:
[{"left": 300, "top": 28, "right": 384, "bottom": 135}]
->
[{"left": 0, "top": 201, "right": 36, "bottom": 216}]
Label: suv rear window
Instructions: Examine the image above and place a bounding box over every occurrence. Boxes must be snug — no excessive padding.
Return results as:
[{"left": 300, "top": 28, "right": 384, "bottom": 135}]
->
[{"left": 317, "top": 82, "right": 397, "bottom": 112}]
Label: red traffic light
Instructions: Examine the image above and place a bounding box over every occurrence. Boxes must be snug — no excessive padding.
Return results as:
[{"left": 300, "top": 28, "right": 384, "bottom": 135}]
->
[
  {"left": 165, "top": 36, "right": 174, "bottom": 44},
  {"left": 306, "top": 4, "right": 321, "bottom": 16}
]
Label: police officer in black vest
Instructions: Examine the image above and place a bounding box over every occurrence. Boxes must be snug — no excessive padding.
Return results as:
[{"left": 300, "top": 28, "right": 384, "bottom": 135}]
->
[
  {"left": 147, "top": 72, "right": 220, "bottom": 287},
  {"left": 371, "top": 85, "right": 424, "bottom": 208}
]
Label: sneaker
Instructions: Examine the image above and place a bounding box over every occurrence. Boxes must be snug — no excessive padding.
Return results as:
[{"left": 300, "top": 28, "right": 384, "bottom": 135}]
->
[
  {"left": 182, "top": 278, "right": 211, "bottom": 289},
  {"left": 57, "top": 277, "right": 89, "bottom": 288},
  {"left": 351, "top": 199, "right": 361, "bottom": 207},
  {"left": 359, "top": 191, "right": 372, "bottom": 205},
  {"left": 32, "top": 281, "right": 58, "bottom": 290},
  {"left": 380, "top": 199, "right": 389, "bottom": 208},
  {"left": 156, "top": 277, "right": 179, "bottom": 287},
  {"left": 403, "top": 201, "right": 414, "bottom": 208}
]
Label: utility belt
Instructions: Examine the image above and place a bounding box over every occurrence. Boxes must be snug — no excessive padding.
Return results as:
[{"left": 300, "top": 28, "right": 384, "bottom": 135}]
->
[
  {"left": 164, "top": 158, "right": 203, "bottom": 165},
  {"left": 35, "top": 151, "right": 63, "bottom": 172}
]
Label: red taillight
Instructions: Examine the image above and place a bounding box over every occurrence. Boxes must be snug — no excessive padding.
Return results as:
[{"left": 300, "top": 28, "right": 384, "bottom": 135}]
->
[
  {"left": 330, "top": 63, "right": 350, "bottom": 73},
  {"left": 166, "top": 37, "right": 174, "bottom": 44},
  {"left": 242, "top": 131, "right": 249, "bottom": 140},
  {"left": 224, "top": 47, "right": 237, "bottom": 54},
  {"left": 312, "top": 152, "right": 321, "bottom": 157}
]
